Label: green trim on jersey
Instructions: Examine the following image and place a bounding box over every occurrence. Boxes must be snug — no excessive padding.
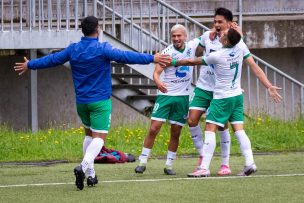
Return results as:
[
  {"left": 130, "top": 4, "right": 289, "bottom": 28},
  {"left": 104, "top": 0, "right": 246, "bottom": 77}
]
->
[
  {"left": 202, "top": 58, "right": 207, "bottom": 66},
  {"left": 173, "top": 45, "right": 185, "bottom": 53},
  {"left": 223, "top": 44, "right": 233, "bottom": 48},
  {"left": 76, "top": 99, "right": 112, "bottom": 133},
  {"left": 199, "top": 43, "right": 205, "bottom": 48},
  {"left": 243, "top": 53, "right": 251, "bottom": 59}
]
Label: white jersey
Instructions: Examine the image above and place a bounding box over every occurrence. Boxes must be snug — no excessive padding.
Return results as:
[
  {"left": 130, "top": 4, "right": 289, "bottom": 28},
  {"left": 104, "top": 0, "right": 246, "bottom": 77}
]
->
[
  {"left": 204, "top": 41, "right": 251, "bottom": 99},
  {"left": 158, "top": 38, "right": 200, "bottom": 96},
  {"left": 196, "top": 31, "right": 223, "bottom": 91}
]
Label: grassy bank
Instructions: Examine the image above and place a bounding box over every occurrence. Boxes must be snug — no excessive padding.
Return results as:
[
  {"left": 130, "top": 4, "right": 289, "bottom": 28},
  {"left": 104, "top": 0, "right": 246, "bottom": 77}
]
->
[{"left": 0, "top": 117, "right": 304, "bottom": 162}]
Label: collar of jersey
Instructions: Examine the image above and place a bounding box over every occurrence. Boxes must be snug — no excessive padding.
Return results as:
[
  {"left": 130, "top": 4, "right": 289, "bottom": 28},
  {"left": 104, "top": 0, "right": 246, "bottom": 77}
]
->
[
  {"left": 173, "top": 45, "right": 185, "bottom": 53},
  {"left": 81, "top": 36, "right": 98, "bottom": 41},
  {"left": 223, "top": 44, "right": 234, "bottom": 48}
]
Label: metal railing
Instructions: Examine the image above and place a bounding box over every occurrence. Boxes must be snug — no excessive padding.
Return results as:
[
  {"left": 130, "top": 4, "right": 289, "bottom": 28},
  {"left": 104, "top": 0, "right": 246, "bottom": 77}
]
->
[{"left": 1, "top": 0, "right": 304, "bottom": 119}]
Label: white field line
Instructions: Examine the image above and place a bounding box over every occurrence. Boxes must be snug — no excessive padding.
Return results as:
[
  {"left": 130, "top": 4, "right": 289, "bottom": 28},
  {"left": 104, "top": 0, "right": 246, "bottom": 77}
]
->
[{"left": 1, "top": 173, "right": 304, "bottom": 188}]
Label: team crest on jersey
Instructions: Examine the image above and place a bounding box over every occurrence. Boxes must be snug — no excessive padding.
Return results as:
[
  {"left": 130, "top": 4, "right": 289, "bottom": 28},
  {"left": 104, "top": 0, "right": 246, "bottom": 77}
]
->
[
  {"left": 175, "top": 66, "right": 189, "bottom": 78},
  {"left": 186, "top": 48, "right": 192, "bottom": 57},
  {"left": 229, "top": 51, "right": 236, "bottom": 57}
]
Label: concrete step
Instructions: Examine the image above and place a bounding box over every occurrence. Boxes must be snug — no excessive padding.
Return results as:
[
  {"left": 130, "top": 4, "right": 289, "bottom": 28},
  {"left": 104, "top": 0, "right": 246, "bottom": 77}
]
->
[
  {"left": 112, "top": 84, "right": 157, "bottom": 89},
  {"left": 127, "top": 95, "right": 157, "bottom": 100},
  {"left": 112, "top": 73, "right": 145, "bottom": 78}
]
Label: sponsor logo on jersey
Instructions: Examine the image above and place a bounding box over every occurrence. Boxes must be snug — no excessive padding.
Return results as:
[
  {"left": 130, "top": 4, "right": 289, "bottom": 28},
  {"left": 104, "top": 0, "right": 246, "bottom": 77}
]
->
[{"left": 175, "top": 66, "right": 190, "bottom": 78}]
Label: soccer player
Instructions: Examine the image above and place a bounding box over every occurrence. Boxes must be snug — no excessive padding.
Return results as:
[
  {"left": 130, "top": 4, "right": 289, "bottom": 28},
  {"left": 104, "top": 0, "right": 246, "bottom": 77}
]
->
[
  {"left": 173, "top": 28, "right": 282, "bottom": 177},
  {"left": 134, "top": 24, "right": 200, "bottom": 175},
  {"left": 14, "top": 16, "right": 170, "bottom": 190},
  {"left": 188, "top": 8, "right": 235, "bottom": 176}
]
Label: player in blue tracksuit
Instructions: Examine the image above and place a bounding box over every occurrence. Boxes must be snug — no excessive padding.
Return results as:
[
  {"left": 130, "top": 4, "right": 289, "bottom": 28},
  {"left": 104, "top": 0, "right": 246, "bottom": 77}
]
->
[{"left": 14, "top": 16, "right": 170, "bottom": 190}]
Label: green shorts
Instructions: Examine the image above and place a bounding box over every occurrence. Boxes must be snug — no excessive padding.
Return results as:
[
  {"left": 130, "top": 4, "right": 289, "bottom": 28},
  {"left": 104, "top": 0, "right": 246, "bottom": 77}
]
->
[
  {"left": 206, "top": 94, "right": 244, "bottom": 127},
  {"left": 151, "top": 95, "right": 189, "bottom": 126},
  {"left": 76, "top": 99, "right": 112, "bottom": 133},
  {"left": 189, "top": 87, "right": 213, "bottom": 111}
]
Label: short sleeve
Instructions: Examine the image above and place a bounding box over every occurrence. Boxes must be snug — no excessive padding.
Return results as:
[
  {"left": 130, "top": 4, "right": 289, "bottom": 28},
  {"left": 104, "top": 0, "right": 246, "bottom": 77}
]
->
[
  {"left": 188, "top": 37, "right": 200, "bottom": 50},
  {"left": 203, "top": 52, "right": 218, "bottom": 65},
  {"left": 198, "top": 31, "right": 210, "bottom": 48},
  {"left": 239, "top": 40, "right": 251, "bottom": 59}
]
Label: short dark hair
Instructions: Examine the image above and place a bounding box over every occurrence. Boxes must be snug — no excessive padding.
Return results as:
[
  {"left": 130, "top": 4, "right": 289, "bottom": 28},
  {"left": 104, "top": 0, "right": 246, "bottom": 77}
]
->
[
  {"left": 214, "top": 7, "right": 233, "bottom": 22},
  {"left": 81, "top": 16, "right": 99, "bottom": 36},
  {"left": 227, "top": 28, "right": 241, "bottom": 47}
]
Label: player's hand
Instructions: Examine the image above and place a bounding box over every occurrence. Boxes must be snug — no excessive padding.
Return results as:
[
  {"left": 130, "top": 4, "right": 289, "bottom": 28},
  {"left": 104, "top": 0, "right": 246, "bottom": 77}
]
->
[
  {"left": 230, "top": 22, "right": 243, "bottom": 37},
  {"left": 209, "top": 27, "right": 217, "bottom": 41},
  {"left": 267, "top": 86, "right": 282, "bottom": 103},
  {"left": 153, "top": 53, "right": 172, "bottom": 67},
  {"left": 155, "top": 81, "right": 168, "bottom": 93},
  {"left": 14, "top": 57, "right": 29, "bottom": 75}
]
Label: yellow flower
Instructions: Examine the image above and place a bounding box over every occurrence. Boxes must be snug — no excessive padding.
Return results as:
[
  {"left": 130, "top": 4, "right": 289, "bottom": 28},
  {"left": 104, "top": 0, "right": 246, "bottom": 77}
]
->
[{"left": 54, "top": 140, "right": 59, "bottom": 144}]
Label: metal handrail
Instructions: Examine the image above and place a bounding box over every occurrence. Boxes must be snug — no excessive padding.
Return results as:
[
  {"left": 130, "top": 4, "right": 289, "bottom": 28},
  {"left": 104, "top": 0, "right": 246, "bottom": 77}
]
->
[
  {"left": 252, "top": 54, "right": 304, "bottom": 87},
  {"left": 154, "top": 0, "right": 210, "bottom": 31},
  {"left": 1, "top": 0, "right": 303, "bottom": 118},
  {"left": 96, "top": 0, "right": 168, "bottom": 49}
]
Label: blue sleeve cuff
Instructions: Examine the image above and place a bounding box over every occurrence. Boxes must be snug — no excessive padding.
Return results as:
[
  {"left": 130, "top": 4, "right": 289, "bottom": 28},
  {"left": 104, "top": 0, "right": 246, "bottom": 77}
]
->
[
  {"left": 149, "top": 54, "right": 154, "bottom": 63},
  {"left": 27, "top": 60, "right": 34, "bottom": 70}
]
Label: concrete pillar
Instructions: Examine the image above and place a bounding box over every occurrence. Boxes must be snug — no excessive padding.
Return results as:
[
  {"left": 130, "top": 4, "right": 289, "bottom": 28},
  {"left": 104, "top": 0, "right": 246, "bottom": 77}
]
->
[{"left": 29, "top": 49, "right": 38, "bottom": 132}]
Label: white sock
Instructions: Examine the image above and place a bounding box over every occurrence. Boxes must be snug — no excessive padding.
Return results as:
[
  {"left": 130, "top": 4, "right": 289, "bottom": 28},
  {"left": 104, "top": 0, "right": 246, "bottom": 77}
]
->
[
  {"left": 235, "top": 130, "right": 254, "bottom": 166},
  {"left": 139, "top": 147, "right": 151, "bottom": 165},
  {"left": 83, "top": 135, "right": 93, "bottom": 155},
  {"left": 165, "top": 151, "right": 176, "bottom": 168},
  {"left": 189, "top": 125, "right": 204, "bottom": 154},
  {"left": 200, "top": 131, "right": 216, "bottom": 170},
  {"left": 87, "top": 163, "right": 95, "bottom": 178},
  {"left": 219, "top": 129, "right": 231, "bottom": 166},
  {"left": 81, "top": 138, "right": 104, "bottom": 173}
]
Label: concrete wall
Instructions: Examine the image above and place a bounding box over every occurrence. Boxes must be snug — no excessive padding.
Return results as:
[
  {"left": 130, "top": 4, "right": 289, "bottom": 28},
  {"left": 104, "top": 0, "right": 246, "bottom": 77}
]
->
[
  {"left": 0, "top": 55, "right": 148, "bottom": 130},
  {"left": 251, "top": 47, "right": 304, "bottom": 83}
]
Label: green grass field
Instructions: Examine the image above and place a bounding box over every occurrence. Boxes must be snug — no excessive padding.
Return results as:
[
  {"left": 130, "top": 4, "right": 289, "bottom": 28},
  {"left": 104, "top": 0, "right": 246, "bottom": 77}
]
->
[
  {"left": 1, "top": 153, "right": 304, "bottom": 203},
  {"left": 1, "top": 117, "right": 304, "bottom": 162}
]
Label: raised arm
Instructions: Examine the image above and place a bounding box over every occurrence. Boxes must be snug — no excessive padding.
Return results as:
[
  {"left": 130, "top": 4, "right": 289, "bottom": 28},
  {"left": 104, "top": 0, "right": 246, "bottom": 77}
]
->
[
  {"left": 153, "top": 64, "right": 167, "bottom": 93},
  {"left": 245, "top": 56, "right": 282, "bottom": 103}
]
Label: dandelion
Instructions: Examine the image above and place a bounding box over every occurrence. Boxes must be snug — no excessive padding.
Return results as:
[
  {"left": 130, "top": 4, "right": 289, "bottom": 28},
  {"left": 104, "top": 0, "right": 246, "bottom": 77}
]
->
[{"left": 54, "top": 140, "right": 59, "bottom": 144}]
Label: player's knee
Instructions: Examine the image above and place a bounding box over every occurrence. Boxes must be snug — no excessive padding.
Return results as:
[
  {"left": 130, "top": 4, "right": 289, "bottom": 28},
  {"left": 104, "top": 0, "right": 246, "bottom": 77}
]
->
[
  {"left": 148, "top": 126, "right": 160, "bottom": 137},
  {"left": 188, "top": 118, "right": 199, "bottom": 127}
]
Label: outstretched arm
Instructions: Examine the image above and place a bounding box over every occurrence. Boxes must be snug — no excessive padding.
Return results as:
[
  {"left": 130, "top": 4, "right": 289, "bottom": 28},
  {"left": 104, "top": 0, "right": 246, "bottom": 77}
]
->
[
  {"left": 153, "top": 64, "right": 167, "bottom": 93},
  {"left": 245, "top": 56, "right": 282, "bottom": 103},
  {"left": 14, "top": 47, "right": 71, "bottom": 75},
  {"left": 174, "top": 57, "right": 204, "bottom": 67},
  {"left": 104, "top": 42, "right": 171, "bottom": 66}
]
